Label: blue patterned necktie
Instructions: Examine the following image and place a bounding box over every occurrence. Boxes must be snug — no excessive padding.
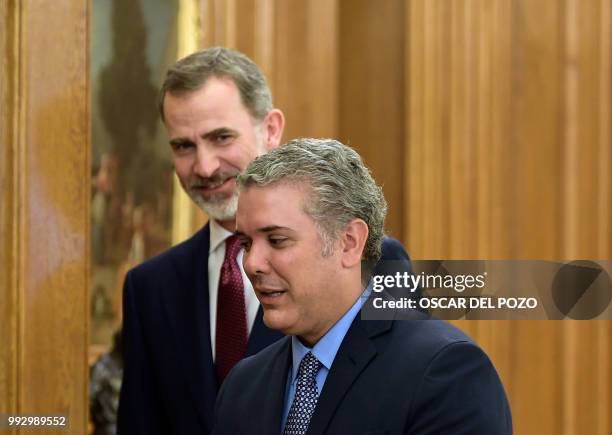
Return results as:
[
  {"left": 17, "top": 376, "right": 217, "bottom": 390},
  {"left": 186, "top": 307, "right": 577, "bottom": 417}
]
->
[{"left": 283, "top": 352, "right": 323, "bottom": 435}]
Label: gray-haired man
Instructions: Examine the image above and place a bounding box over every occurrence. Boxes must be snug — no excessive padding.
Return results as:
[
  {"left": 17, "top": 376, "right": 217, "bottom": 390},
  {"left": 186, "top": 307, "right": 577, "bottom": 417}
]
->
[
  {"left": 118, "top": 50, "right": 413, "bottom": 435},
  {"left": 215, "top": 138, "right": 512, "bottom": 435}
]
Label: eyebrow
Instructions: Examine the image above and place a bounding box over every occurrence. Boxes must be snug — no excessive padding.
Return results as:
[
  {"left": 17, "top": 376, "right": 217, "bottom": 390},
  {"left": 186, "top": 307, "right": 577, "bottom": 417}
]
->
[
  {"left": 168, "top": 127, "right": 238, "bottom": 147},
  {"left": 169, "top": 137, "right": 192, "bottom": 147},
  {"left": 234, "top": 225, "right": 293, "bottom": 237},
  {"left": 202, "top": 127, "right": 236, "bottom": 140}
]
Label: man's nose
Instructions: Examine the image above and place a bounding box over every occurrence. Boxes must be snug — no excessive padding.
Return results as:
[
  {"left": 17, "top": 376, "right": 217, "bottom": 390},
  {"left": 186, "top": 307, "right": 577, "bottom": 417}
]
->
[
  {"left": 242, "top": 242, "right": 270, "bottom": 277},
  {"left": 193, "top": 146, "right": 221, "bottom": 179}
]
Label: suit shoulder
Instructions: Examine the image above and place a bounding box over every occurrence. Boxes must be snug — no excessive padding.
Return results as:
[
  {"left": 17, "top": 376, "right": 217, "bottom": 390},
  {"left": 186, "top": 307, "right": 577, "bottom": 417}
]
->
[
  {"left": 381, "top": 235, "right": 404, "bottom": 251},
  {"left": 389, "top": 319, "right": 476, "bottom": 362},
  {"left": 396, "top": 321, "right": 511, "bottom": 433},
  {"left": 128, "top": 226, "right": 208, "bottom": 280},
  {"left": 380, "top": 236, "right": 410, "bottom": 261},
  {"left": 394, "top": 318, "right": 473, "bottom": 344}
]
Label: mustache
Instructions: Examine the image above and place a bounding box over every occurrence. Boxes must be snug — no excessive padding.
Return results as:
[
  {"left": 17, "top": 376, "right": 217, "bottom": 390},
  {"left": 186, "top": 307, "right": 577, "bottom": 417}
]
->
[{"left": 189, "top": 171, "right": 239, "bottom": 189}]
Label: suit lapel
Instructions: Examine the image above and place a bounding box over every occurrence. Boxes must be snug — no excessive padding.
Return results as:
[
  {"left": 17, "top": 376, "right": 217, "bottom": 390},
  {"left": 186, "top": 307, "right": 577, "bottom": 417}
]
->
[
  {"left": 260, "top": 337, "right": 292, "bottom": 434},
  {"left": 162, "top": 224, "right": 216, "bottom": 433},
  {"left": 306, "top": 316, "right": 393, "bottom": 435}
]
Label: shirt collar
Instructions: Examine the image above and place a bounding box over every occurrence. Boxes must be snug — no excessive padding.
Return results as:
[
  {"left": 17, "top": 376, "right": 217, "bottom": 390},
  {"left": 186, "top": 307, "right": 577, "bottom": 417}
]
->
[
  {"left": 289, "top": 290, "right": 367, "bottom": 383},
  {"left": 209, "top": 219, "right": 234, "bottom": 253}
]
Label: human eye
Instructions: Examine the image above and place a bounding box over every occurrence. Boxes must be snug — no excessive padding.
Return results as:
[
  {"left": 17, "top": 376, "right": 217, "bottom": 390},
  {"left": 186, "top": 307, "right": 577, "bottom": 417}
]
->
[
  {"left": 213, "top": 131, "right": 235, "bottom": 145},
  {"left": 268, "top": 235, "right": 289, "bottom": 248},
  {"left": 170, "top": 141, "right": 195, "bottom": 155}
]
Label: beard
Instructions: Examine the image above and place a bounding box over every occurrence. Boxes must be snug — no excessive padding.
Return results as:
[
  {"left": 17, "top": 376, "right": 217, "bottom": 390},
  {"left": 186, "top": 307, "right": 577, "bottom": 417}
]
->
[
  {"left": 189, "top": 188, "right": 239, "bottom": 222},
  {"left": 184, "top": 172, "right": 240, "bottom": 222},
  {"left": 181, "top": 128, "right": 268, "bottom": 222}
]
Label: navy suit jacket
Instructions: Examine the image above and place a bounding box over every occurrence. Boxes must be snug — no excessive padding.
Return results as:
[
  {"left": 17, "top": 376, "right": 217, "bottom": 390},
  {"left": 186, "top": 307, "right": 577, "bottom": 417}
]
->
[
  {"left": 117, "top": 224, "right": 413, "bottom": 435},
  {"left": 214, "top": 308, "right": 512, "bottom": 435}
]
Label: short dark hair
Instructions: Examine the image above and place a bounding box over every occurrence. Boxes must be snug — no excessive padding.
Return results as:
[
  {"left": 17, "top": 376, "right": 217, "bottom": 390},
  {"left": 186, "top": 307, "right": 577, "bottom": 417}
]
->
[
  {"left": 158, "top": 47, "right": 273, "bottom": 122},
  {"left": 238, "top": 138, "right": 387, "bottom": 264}
]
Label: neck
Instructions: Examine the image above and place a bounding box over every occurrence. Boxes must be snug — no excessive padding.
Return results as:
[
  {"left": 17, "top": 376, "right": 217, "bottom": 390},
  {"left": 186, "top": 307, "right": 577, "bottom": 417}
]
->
[
  {"left": 216, "top": 218, "right": 236, "bottom": 232},
  {"left": 298, "top": 281, "right": 364, "bottom": 347}
]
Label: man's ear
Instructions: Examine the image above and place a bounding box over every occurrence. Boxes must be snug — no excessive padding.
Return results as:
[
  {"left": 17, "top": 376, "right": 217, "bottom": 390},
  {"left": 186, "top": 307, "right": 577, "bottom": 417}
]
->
[
  {"left": 340, "top": 219, "right": 369, "bottom": 269},
  {"left": 263, "top": 109, "right": 285, "bottom": 151}
]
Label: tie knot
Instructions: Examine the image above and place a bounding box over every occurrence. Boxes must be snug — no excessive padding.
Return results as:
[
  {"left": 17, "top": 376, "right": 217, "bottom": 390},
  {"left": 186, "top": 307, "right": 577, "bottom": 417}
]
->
[
  {"left": 298, "top": 352, "right": 322, "bottom": 380},
  {"left": 225, "top": 235, "right": 242, "bottom": 259}
]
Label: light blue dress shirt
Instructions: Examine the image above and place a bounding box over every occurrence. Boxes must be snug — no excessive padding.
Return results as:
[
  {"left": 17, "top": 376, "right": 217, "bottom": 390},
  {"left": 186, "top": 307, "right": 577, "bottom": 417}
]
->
[{"left": 280, "top": 290, "right": 369, "bottom": 432}]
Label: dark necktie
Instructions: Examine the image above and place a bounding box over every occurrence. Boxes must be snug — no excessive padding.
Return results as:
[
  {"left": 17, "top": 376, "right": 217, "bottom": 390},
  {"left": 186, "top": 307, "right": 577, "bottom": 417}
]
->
[
  {"left": 283, "top": 352, "right": 323, "bottom": 435},
  {"left": 215, "top": 235, "right": 248, "bottom": 384}
]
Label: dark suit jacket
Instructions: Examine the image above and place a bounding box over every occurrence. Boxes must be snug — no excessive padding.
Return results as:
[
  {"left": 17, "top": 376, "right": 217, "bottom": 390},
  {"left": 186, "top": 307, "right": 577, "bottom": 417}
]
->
[
  {"left": 214, "top": 309, "right": 512, "bottom": 435},
  {"left": 117, "top": 224, "right": 413, "bottom": 435}
]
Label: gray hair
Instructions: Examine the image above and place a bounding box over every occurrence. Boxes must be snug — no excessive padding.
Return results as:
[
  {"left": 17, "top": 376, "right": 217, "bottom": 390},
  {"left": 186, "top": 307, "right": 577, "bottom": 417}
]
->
[
  {"left": 158, "top": 47, "right": 273, "bottom": 122},
  {"left": 237, "top": 138, "right": 387, "bottom": 266}
]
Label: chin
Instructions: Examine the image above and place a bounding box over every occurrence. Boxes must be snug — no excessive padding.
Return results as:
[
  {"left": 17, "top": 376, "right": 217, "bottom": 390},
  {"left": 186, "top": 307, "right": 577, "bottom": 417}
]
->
[
  {"left": 262, "top": 311, "right": 296, "bottom": 334},
  {"left": 191, "top": 193, "right": 238, "bottom": 221}
]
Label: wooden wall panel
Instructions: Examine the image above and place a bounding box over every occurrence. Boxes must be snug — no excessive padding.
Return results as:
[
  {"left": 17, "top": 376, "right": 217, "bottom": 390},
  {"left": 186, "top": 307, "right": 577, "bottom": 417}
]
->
[
  {"left": 488, "top": 0, "right": 515, "bottom": 260},
  {"left": 21, "top": 0, "right": 90, "bottom": 430},
  {"left": 563, "top": 321, "right": 610, "bottom": 435},
  {"left": 407, "top": 0, "right": 446, "bottom": 257},
  {"left": 405, "top": 0, "right": 425, "bottom": 257},
  {"left": 560, "top": 1, "right": 612, "bottom": 434},
  {"left": 405, "top": 0, "right": 611, "bottom": 434},
  {"left": 514, "top": 0, "right": 564, "bottom": 259},
  {"left": 447, "top": 0, "right": 475, "bottom": 259},
  {"left": 273, "top": 0, "right": 338, "bottom": 141},
  {"left": 0, "top": 0, "right": 19, "bottom": 418},
  {"left": 339, "top": 0, "right": 405, "bottom": 240},
  {"left": 599, "top": 0, "right": 611, "bottom": 260},
  {"left": 511, "top": 2, "right": 565, "bottom": 433},
  {"left": 1, "top": 0, "right": 90, "bottom": 432},
  {"left": 600, "top": 0, "right": 612, "bottom": 259},
  {"left": 598, "top": 322, "right": 611, "bottom": 435},
  {"left": 199, "top": 0, "right": 274, "bottom": 75}
]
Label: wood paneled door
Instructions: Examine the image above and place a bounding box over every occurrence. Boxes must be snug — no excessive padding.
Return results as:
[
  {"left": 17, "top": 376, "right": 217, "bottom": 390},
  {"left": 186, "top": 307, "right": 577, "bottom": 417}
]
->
[{"left": 1, "top": 0, "right": 90, "bottom": 433}]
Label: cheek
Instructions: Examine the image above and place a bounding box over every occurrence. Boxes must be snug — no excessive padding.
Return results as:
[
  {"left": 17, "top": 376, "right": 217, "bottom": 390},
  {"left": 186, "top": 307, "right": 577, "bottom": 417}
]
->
[
  {"left": 217, "top": 149, "right": 245, "bottom": 172},
  {"left": 233, "top": 141, "right": 260, "bottom": 166},
  {"left": 284, "top": 270, "right": 321, "bottom": 308},
  {"left": 269, "top": 249, "right": 329, "bottom": 297},
  {"left": 173, "top": 157, "right": 193, "bottom": 178}
]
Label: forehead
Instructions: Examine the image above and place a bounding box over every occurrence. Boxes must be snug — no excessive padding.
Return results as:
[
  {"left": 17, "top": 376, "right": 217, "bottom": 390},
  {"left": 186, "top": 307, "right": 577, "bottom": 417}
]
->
[
  {"left": 236, "top": 183, "right": 313, "bottom": 232},
  {"left": 163, "top": 77, "right": 253, "bottom": 125}
]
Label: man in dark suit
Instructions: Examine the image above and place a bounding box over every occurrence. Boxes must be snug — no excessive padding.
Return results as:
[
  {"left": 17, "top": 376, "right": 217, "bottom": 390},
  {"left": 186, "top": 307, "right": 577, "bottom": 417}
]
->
[
  {"left": 117, "top": 48, "right": 413, "bottom": 435},
  {"left": 215, "top": 138, "right": 512, "bottom": 435}
]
